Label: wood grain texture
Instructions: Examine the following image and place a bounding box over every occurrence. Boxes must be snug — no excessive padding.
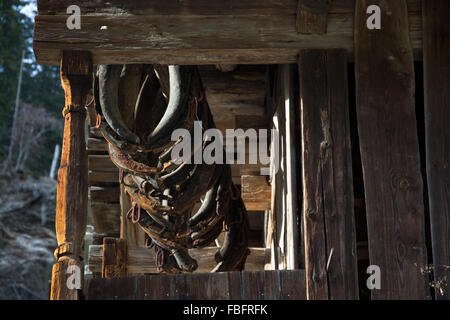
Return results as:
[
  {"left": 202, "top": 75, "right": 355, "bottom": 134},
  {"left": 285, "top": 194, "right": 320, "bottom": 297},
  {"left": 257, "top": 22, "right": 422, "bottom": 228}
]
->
[
  {"left": 88, "top": 246, "right": 266, "bottom": 274},
  {"left": 355, "top": 0, "right": 430, "bottom": 299},
  {"left": 86, "top": 277, "right": 137, "bottom": 300},
  {"left": 33, "top": 0, "right": 423, "bottom": 65},
  {"left": 102, "top": 237, "right": 127, "bottom": 278},
  {"left": 323, "top": 50, "right": 358, "bottom": 299},
  {"left": 299, "top": 50, "right": 329, "bottom": 300},
  {"left": 91, "top": 201, "right": 121, "bottom": 235},
  {"left": 241, "top": 175, "right": 271, "bottom": 211},
  {"left": 50, "top": 51, "right": 92, "bottom": 300},
  {"left": 296, "top": 0, "right": 329, "bottom": 34},
  {"left": 299, "top": 49, "right": 358, "bottom": 300},
  {"left": 422, "top": 0, "right": 450, "bottom": 300},
  {"left": 85, "top": 270, "right": 306, "bottom": 300}
]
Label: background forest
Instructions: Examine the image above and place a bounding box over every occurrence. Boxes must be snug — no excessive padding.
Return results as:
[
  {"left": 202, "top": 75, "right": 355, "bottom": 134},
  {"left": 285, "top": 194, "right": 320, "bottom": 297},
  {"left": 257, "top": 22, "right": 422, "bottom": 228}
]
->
[
  {"left": 0, "top": 0, "right": 63, "bottom": 299},
  {"left": 0, "top": 0, "right": 63, "bottom": 176}
]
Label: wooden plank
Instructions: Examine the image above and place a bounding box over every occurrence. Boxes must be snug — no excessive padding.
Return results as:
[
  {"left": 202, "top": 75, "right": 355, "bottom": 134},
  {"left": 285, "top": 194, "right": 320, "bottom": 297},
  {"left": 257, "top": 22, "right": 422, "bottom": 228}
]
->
[
  {"left": 282, "top": 64, "right": 299, "bottom": 270},
  {"left": 422, "top": 0, "right": 450, "bottom": 300},
  {"left": 241, "top": 271, "right": 265, "bottom": 300},
  {"left": 88, "top": 246, "right": 266, "bottom": 274},
  {"left": 86, "top": 277, "right": 137, "bottom": 300},
  {"left": 263, "top": 270, "right": 281, "bottom": 299},
  {"left": 355, "top": 0, "right": 430, "bottom": 299},
  {"left": 279, "top": 270, "right": 306, "bottom": 300},
  {"left": 299, "top": 50, "right": 329, "bottom": 300},
  {"left": 241, "top": 175, "right": 271, "bottom": 211},
  {"left": 89, "top": 171, "right": 119, "bottom": 186},
  {"left": 33, "top": 1, "right": 423, "bottom": 65},
  {"left": 102, "top": 237, "right": 127, "bottom": 278},
  {"left": 85, "top": 271, "right": 305, "bottom": 300},
  {"left": 50, "top": 51, "right": 91, "bottom": 300},
  {"left": 299, "top": 49, "right": 358, "bottom": 299},
  {"left": 139, "top": 274, "right": 176, "bottom": 300},
  {"left": 90, "top": 186, "right": 120, "bottom": 203},
  {"left": 183, "top": 273, "right": 210, "bottom": 299},
  {"left": 234, "top": 115, "right": 269, "bottom": 130},
  {"left": 227, "top": 271, "right": 243, "bottom": 299},
  {"left": 273, "top": 72, "right": 287, "bottom": 271},
  {"left": 208, "top": 273, "right": 230, "bottom": 300},
  {"left": 91, "top": 202, "right": 121, "bottom": 235},
  {"left": 88, "top": 155, "right": 118, "bottom": 172},
  {"left": 322, "top": 49, "right": 358, "bottom": 299},
  {"left": 296, "top": 0, "right": 329, "bottom": 34},
  {"left": 87, "top": 138, "right": 108, "bottom": 152}
]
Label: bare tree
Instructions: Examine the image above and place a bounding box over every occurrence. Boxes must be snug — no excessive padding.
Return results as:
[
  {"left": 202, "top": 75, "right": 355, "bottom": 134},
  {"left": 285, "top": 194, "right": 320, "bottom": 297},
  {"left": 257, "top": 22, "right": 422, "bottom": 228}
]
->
[{"left": 11, "top": 102, "right": 62, "bottom": 172}]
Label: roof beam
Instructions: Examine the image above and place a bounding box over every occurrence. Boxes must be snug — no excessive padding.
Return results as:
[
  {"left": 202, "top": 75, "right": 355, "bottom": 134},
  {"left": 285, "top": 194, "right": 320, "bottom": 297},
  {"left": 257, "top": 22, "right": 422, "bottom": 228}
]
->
[{"left": 33, "top": 0, "right": 422, "bottom": 65}]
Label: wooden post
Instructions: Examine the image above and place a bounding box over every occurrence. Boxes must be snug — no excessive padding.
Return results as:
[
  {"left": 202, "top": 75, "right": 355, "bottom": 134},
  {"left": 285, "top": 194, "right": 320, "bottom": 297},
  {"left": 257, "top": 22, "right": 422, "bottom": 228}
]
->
[
  {"left": 299, "top": 49, "right": 358, "bottom": 300},
  {"left": 118, "top": 64, "right": 146, "bottom": 248},
  {"left": 422, "top": 0, "right": 450, "bottom": 300},
  {"left": 355, "top": 1, "right": 430, "bottom": 299},
  {"left": 50, "top": 51, "right": 92, "bottom": 300},
  {"left": 102, "top": 238, "right": 127, "bottom": 278}
]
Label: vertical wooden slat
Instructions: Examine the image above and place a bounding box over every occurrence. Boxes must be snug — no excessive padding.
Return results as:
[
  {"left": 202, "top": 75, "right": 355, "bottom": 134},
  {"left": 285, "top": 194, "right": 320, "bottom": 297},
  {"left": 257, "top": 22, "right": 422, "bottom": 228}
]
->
[
  {"left": 184, "top": 273, "right": 210, "bottom": 300},
  {"left": 263, "top": 270, "right": 281, "bottom": 300},
  {"left": 241, "top": 271, "right": 265, "bottom": 300},
  {"left": 279, "top": 270, "right": 307, "bottom": 300},
  {"left": 299, "top": 50, "right": 329, "bottom": 300},
  {"left": 227, "top": 271, "right": 242, "bottom": 300},
  {"left": 283, "top": 65, "right": 300, "bottom": 270},
  {"left": 50, "top": 51, "right": 92, "bottom": 300},
  {"left": 118, "top": 64, "right": 146, "bottom": 249},
  {"left": 323, "top": 50, "right": 359, "bottom": 300},
  {"left": 140, "top": 274, "right": 176, "bottom": 300},
  {"left": 422, "top": 0, "right": 450, "bottom": 300},
  {"left": 102, "top": 237, "right": 127, "bottom": 278},
  {"left": 355, "top": 0, "right": 430, "bottom": 299},
  {"left": 299, "top": 49, "right": 358, "bottom": 300},
  {"left": 208, "top": 273, "right": 230, "bottom": 300},
  {"left": 86, "top": 277, "right": 137, "bottom": 300}
]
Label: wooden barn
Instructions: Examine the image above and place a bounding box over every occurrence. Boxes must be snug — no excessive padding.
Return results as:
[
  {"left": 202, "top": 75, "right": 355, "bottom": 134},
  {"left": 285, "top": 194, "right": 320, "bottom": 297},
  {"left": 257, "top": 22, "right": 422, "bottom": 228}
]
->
[{"left": 32, "top": 0, "right": 449, "bottom": 300}]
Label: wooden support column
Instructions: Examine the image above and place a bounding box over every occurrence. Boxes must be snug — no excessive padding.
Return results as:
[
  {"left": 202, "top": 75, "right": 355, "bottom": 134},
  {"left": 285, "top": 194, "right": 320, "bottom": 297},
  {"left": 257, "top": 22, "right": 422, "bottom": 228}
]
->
[
  {"left": 422, "top": 0, "right": 450, "bottom": 300},
  {"left": 355, "top": 1, "right": 430, "bottom": 299},
  {"left": 50, "top": 51, "right": 92, "bottom": 300},
  {"left": 296, "top": 0, "right": 329, "bottom": 34},
  {"left": 118, "top": 64, "right": 146, "bottom": 248},
  {"left": 102, "top": 238, "right": 127, "bottom": 278},
  {"left": 299, "top": 49, "right": 358, "bottom": 300}
]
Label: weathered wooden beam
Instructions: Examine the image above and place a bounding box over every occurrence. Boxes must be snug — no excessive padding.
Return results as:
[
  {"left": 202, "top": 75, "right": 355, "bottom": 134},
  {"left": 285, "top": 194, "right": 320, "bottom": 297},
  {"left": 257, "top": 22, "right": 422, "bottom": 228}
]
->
[
  {"left": 296, "top": 0, "right": 330, "bottom": 34},
  {"left": 33, "top": 0, "right": 423, "bottom": 65},
  {"left": 88, "top": 245, "right": 266, "bottom": 274},
  {"left": 355, "top": 0, "right": 430, "bottom": 299},
  {"left": 102, "top": 238, "right": 127, "bottom": 278},
  {"left": 50, "top": 50, "right": 92, "bottom": 300},
  {"left": 422, "top": 0, "right": 450, "bottom": 300},
  {"left": 299, "top": 49, "right": 358, "bottom": 300}
]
